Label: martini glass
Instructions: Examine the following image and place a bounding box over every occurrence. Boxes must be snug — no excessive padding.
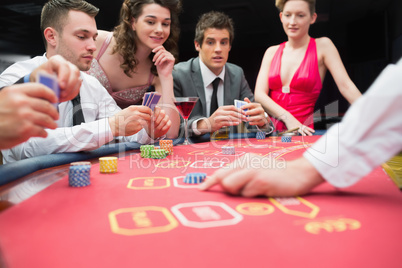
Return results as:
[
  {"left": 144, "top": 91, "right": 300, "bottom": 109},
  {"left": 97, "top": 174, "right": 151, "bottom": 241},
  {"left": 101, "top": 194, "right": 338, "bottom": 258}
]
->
[{"left": 174, "top": 97, "right": 199, "bottom": 145}]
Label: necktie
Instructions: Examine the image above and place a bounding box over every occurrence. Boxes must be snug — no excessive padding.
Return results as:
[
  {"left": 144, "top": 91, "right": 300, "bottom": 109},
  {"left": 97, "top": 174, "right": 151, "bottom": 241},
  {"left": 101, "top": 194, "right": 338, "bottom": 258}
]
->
[
  {"left": 210, "top": 77, "right": 220, "bottom": 116},
  {"left": 71, "top": 93, "right": 85, "bottom": 126}
]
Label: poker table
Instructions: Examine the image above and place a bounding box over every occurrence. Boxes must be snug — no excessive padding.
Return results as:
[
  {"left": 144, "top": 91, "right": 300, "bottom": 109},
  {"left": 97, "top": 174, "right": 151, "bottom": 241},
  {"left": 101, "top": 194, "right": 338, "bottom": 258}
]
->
[{"left": 0, "top": 135, "right": 401, "bottom": 267}]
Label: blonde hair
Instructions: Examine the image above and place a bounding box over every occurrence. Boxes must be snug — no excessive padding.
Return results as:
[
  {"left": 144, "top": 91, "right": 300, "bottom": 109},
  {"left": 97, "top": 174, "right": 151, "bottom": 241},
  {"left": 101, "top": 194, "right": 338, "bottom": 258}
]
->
[{"left": 275, "top": 0, "right": 316, "bottom": 15}]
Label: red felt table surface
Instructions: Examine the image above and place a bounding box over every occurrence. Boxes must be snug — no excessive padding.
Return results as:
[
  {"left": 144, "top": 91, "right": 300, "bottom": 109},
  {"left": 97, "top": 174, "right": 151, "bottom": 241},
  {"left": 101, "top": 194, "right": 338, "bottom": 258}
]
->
[{"left": 0, "top": 136, "right": 401, "bottom": 268}]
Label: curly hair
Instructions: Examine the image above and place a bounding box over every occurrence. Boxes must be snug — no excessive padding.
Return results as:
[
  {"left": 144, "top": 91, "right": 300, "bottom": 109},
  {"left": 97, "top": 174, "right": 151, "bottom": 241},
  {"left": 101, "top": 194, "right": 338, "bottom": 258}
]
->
[
  {"left": 40, "top": 0, "right": 99, "bottom": 49},
  {"left": 113, "top": 0, "right": 182, "bottom": 77},
  {"left": 275, "top": 0, "right": 316, "bottom": 15},
  {"left": 194, "top": 11, "right": 234, "bottom": 47}
]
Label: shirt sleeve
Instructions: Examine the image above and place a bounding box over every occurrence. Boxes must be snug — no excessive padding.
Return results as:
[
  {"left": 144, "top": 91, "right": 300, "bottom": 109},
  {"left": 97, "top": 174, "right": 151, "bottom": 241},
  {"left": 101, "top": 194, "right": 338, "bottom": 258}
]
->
[{"left": 303, "top": 60, "right": 402, "bottom": 188}]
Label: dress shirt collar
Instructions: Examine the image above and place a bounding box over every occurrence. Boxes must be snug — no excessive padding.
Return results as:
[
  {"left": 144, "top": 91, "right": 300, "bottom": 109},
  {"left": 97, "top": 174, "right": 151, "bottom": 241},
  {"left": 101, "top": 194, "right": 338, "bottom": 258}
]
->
[{"left": 199, "top": 59, "right": 225, "bottom": 87}]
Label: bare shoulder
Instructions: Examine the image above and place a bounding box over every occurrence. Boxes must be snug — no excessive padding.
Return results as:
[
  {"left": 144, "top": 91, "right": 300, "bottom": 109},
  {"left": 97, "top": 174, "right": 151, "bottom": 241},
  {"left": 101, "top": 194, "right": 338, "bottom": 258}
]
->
[
  {"left": 315, "top": 37, "right": 336, "bottom": 50},
  {"left": 263, "top": 44, "right": 280, "bottom": 59}
]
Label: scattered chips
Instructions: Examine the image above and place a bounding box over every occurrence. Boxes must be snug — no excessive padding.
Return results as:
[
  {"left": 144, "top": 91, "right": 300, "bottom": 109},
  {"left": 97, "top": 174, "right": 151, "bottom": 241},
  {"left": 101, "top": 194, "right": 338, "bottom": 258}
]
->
[
  {"left": 222, "top": 146, "right": 235, "bottom": 155},
  {"left": 281, "top": 136, "right": 292, "bottom": 143},
  {"left": 184, "top": 173, "right": 207, "bottom": 184},
  {"left": 99, "top": 157, "right": 118, "bottom": 173}
]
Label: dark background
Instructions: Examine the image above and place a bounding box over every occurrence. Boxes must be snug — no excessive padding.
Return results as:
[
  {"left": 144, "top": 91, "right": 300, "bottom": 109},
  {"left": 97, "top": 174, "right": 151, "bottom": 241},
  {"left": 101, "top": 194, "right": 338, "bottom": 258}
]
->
[{"left": 1, "top": 0, "right": 402, "bottom": 127}]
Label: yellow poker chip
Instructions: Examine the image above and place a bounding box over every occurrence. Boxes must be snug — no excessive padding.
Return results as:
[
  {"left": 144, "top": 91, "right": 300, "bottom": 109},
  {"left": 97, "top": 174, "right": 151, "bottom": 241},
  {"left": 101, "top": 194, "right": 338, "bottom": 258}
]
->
[{"left": 99, "top": 157, "right": 118, "bottom": 173}]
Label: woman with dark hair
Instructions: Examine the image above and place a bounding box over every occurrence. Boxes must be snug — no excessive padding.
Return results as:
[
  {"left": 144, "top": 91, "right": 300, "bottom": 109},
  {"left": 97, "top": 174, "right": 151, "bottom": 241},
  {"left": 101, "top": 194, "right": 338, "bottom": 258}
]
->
[{"left": 87, "top": 0, "right": 181, "bottom": 138}]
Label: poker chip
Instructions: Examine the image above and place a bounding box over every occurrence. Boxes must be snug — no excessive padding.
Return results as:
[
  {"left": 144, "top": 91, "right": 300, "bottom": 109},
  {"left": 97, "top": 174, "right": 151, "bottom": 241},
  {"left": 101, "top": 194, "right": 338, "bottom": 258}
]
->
[
  {"left": 69, "top": 165, "right": 91, "bottom": 187},
  {"left": 184, "top": 173, "right": 207, "bottom": 184},
  {"left": 222, "top": 146, "right": 235, "bottom": 155},
  {"left": 140, "top": 145, "right": 155, "bottom": 158},
  {"left": 281, "top": 135, "right": 292, "bottom": 142},
  {"left": 151, "top": 149, "right": 167, "bottom": 159},
  {"left": 99, "top": 157, "right": 118, "bottom": 173},
  {"left": 256, "top": 131, "right": 266, "bottom": 140},
  {"left": 159, "top": 139, "right": 174, "bottom": 155}
]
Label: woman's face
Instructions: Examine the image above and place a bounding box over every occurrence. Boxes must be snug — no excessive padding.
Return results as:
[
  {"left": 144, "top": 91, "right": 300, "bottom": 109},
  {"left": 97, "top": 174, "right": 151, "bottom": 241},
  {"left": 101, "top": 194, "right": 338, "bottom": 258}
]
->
[
  {"left": 131, "top": 3, "right": 171, "bottom": 49},
  {"left": 280, "top": 0, "right": 316, "bottom": 39}
]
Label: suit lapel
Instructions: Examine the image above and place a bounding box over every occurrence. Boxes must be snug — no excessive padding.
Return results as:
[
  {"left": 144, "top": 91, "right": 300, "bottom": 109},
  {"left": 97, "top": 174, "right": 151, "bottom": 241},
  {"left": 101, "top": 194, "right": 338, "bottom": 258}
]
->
[
  {"left": 191, "top": 57, "right": 207, "bottom": 115},
  {"left": 223, "top": 65, "right": 232, "bottom": 105}
]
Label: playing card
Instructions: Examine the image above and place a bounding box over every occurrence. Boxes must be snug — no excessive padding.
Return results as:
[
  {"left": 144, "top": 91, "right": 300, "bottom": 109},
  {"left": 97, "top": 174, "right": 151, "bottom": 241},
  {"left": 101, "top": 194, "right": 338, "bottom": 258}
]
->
[
  {"left": 142, "top": 92, "right": 161, "bottom": 111},
  {"left": 37, "top": 71, "right": 60, "bottom": 107}
]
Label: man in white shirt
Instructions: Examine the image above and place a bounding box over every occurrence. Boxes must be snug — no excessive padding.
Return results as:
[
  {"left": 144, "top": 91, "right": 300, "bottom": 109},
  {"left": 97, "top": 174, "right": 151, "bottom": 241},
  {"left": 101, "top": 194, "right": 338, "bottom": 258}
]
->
[
  {"left": 0, "top": 55, "right": 80, "bottom": 149},
  {"left": 200, "top": 58, "right": 402, "bottom": 197},
  {"left": 0, "top": 0, "right": 171, "bottom": 163},
  {"left": 173, "top": 11, "right": 271, "bottom": 137}
]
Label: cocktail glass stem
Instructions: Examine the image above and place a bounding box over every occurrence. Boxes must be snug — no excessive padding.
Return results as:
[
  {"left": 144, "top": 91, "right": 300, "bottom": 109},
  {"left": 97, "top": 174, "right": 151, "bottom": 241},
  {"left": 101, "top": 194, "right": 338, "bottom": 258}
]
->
[{"left": 183, "top": 118, "right": 190, "bottom": 145}]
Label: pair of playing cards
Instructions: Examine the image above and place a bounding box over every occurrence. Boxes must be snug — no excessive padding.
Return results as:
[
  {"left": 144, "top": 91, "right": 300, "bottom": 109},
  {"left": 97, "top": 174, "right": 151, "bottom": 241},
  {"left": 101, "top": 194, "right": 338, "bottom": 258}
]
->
[
  {"left": 142, "top": 92, "right": 161, "bottom": 111},
  {"left": 37, "top": 72, "right": 60, "bottom": 107}
]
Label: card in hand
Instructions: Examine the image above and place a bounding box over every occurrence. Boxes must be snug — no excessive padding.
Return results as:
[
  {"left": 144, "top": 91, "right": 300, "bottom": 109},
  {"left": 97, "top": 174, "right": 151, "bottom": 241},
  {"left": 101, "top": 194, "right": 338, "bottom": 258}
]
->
[
  {"left": 142, "top": 92, "right": 161, "bottom": 111},
  {"left": 37, "top": 71, "right": 60, "bottom": 107},
  {"left": 234, "top": 99, "right": 248, "bottom": 111}
]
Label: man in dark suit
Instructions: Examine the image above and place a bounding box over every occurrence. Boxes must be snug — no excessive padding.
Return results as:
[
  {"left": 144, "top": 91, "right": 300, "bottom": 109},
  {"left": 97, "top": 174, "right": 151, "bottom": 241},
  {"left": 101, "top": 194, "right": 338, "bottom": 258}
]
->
[{"left": 173, "top": 11, "right": 272, "bottom": 137}]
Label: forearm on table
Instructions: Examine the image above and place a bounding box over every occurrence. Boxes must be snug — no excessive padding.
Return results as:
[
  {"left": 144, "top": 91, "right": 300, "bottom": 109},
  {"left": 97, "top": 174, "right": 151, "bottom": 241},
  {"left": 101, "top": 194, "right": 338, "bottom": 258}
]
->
[{"left": 3, "top": 119, "right": 114, "bottom": 162}]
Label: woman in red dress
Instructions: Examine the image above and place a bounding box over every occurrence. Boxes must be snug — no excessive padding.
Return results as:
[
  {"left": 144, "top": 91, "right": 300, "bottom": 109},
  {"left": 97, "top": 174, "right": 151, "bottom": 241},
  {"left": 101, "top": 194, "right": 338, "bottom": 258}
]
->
[{"left": 255, "top": 0, "right": 361, "bottom": 135}]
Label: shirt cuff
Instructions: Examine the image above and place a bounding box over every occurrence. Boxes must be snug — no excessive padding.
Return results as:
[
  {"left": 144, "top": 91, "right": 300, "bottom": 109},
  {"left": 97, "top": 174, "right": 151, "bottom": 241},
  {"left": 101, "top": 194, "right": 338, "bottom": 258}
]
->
[{"left": 191, "top": 118, "right": 206, "bottom": 136}]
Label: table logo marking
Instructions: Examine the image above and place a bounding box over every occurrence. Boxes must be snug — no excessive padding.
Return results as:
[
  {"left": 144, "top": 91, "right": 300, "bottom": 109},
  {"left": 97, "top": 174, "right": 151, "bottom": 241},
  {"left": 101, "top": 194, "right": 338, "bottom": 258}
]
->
[{"left": 109, "top": 206, "right": 178, "bottom": 236}]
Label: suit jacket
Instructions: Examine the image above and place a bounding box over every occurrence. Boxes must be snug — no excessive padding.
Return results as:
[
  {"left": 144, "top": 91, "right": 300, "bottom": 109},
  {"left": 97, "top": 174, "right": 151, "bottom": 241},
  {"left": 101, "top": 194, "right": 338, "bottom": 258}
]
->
[{"left": 173, "top": 57, "right": 254, "bottom": 136}]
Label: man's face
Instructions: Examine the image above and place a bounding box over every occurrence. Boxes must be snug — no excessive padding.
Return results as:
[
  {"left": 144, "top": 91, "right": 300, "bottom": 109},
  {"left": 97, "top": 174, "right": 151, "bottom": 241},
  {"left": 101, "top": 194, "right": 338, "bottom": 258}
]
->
[
  {"left": 195, "top": 28, "right": 231, "bottom": 76},
  {"left": 54, "top": 10, "right": 98, "bottom": 71}
]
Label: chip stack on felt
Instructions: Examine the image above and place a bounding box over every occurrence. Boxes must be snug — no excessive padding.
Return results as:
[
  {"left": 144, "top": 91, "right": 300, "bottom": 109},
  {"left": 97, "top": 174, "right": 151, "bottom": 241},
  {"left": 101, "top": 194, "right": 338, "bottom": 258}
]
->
[
  {"left": 140, "top": 145, "right": 155, "bottom": 158},
  {"left": 151, "top": 149, "right": 167, "bottom": 159},
  {"left": 159, "top": 139, "right": 174, "bottom": 155},
  {"left": 99, "top": 157, "right": 118, "bottom": 173},
  {"left": 69, "top": 162, "right": 91, "bottom": 187},
  {"left": 222, "top": 146, "right": 235, "bottom": 155},
  {"left": 184, "top": 173, "right": 207, "bottom": 184}
]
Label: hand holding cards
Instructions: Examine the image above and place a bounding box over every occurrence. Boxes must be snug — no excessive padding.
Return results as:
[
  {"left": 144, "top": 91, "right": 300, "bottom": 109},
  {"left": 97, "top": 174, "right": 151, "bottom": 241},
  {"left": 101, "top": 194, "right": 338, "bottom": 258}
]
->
[
  {"left": 234, "top": 99, "right": 248, "bottom": 120},
  {"left": 142, "top": 92, "right": 161, "bottom": 111},
  {"left": 36, "top": 71, "right": 60, "bottom": 107}
]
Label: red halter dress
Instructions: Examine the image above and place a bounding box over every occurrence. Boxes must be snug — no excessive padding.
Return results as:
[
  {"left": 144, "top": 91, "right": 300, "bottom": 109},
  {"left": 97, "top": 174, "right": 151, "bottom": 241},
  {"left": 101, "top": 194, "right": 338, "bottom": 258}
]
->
[{"left": 268, "top": 38, "right": 322, "bottom": 131}]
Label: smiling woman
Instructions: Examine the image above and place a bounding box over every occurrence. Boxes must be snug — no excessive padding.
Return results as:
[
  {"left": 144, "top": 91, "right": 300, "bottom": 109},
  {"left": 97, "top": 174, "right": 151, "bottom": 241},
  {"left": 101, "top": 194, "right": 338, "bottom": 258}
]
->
[{"left": 86, "top": 0, "right": 182, "bottom": 139}]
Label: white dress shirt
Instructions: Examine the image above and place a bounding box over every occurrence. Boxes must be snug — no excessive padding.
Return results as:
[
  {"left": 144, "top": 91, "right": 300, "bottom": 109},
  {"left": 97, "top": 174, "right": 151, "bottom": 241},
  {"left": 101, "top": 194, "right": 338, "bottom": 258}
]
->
[
  {"left": 304, "top": 59, "right": 402, "bottom": 188},
  {"left": 191, "top": 60, "right": 225, "bottom": 134},
  {"left": 0, "top": 55, "right": 152, "bottom": 163}
]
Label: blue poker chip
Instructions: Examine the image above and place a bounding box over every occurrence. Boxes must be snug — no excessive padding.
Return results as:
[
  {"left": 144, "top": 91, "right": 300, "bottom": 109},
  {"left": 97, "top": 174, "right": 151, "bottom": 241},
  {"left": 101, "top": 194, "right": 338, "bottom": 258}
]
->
[
  {"left": 256, "top": 131, "right": 266, "bottom": 140},
  {"left": 184, "top": 173, "right": 207, "bottom": 184},
  {"left": 281, "top": 136, "right": 292, "bottom": 142},
  {"left": 69, "top": 165, "right": 91, "bottom": 187}
]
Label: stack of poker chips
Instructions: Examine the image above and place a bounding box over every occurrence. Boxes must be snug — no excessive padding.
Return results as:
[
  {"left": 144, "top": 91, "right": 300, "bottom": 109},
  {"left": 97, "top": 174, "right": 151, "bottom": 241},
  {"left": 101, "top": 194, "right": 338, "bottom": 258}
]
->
[
  {"left": 69, "top": 162, "right": 91, "bottom": 187},
  {"left": 256, "top": 131, "right": 266, "bottom": 140},
  {"left": 151, "top": 149, "right": 167, "bottom": 159},
  {"left": 281, "top": 135, "right": 292, "bottom": 143},
  {"left": 159, "top": 139, "right": 174, "bottom": 155},
  {"left": 140, "top": 145, "right": 155, "bottom": 158},
  {"left": 222, "top": 146, "right": 235, "bottom": 155},
  {"left": 184, "top": 173, "right": 207, "bottom": 184},
  {"left": 99, "top": 157, "right": 118, "bottom": 173}
]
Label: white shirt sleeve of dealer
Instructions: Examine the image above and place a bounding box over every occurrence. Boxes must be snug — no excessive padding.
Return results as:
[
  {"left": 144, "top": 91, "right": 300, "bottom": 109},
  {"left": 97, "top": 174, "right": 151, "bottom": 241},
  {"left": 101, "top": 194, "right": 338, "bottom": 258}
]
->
[{"left": 303, "top": 59, "right": 402, "bottom": 188}]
